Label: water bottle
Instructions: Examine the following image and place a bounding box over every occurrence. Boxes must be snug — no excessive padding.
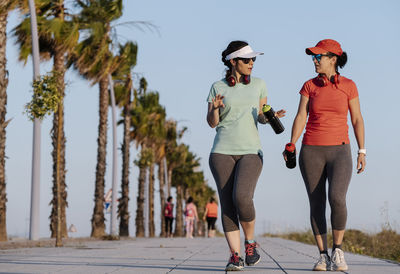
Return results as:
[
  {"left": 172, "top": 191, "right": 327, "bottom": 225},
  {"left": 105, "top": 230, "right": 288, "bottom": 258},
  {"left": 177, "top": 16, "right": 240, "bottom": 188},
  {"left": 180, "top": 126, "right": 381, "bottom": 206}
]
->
[
  {"left": 284, "top": 143, "right": 296, "bottom": 169},
  {"left": 262, "top": 104, "right": 284, "bottom": 134}
]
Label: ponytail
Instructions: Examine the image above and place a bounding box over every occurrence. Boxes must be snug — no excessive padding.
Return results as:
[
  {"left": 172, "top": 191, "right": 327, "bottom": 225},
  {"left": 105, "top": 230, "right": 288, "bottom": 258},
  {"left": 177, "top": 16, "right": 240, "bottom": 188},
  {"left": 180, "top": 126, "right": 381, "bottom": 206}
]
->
[
  {"left": 337, "top": 51, "right": 347, "bottom": 69},
  {"left": 221, "top": 41, "right": 248, "bottom": 79}
]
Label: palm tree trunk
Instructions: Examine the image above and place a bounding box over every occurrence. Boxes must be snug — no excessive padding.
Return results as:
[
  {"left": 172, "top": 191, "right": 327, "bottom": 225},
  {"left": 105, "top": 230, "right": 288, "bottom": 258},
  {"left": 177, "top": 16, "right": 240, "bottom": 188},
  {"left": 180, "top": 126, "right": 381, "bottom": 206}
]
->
[
  {"left": 167, "top": 168, "right": 172, "bottom": 198},
  {"left": 50, "top": 47, "right": 68, "bottom": 240},
  {"left": 158, "top": 159, "right": 166, "bottom": 237},
  {"left": 135, "top": 153, "right": 147, "bottom": 237},
  {"left": 148, "top": 162, "right": 155, "bottom": 237},
  {"left": 0, "top": 12, "right": 9, "bottom": 242},
  {"left": 91, "top": 77, "right": 109, "bottom": 238},
  {"left": 174, "top": 184, "right": 184, "bottom": 237},
  {"left": 118, "top": 97, "right": 131, "bottom": 236}
]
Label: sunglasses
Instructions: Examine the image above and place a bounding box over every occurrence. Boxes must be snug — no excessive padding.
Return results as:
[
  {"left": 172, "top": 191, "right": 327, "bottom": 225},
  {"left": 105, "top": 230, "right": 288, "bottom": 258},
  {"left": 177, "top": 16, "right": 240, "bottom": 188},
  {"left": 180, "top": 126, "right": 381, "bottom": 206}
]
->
[
  {"left": 236, "top": 57, "right": 256, "bottom": 64},
  {"left": 312, "top": 54, "right": 331, "bottom": 63}
]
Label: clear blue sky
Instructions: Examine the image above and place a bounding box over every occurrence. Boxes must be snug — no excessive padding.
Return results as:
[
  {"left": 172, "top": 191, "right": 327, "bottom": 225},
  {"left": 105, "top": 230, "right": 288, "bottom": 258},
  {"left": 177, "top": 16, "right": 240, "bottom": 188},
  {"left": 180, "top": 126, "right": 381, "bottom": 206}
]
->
[{"left": 5, "top": 0, "right": 400, "bottom": 238}]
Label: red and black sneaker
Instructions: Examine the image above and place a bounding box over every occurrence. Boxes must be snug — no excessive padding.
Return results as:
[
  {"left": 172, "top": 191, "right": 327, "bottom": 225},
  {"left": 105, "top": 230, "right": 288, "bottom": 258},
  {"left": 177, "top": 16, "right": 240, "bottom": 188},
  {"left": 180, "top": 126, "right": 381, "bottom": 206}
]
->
[
  {"left": 245, "top": 241, "right": 260, "bottom": 266},
  {"left": 225, "top": 252, "right": 244, "bottom": 271}
]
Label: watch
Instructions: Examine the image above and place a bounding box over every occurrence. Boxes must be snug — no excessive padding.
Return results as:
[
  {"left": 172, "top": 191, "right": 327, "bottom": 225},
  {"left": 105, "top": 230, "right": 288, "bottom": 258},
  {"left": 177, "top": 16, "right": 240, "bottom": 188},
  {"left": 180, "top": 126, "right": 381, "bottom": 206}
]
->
[{"left": 358, "top": 148, "right": 366, "bottom": 155}]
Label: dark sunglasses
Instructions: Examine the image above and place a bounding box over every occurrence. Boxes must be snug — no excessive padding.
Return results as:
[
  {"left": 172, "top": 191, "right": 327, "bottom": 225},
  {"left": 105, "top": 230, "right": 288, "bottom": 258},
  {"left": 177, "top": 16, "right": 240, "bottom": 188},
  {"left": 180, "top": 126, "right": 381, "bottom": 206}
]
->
[
  {"left": 312, "top": 54, "right": 331, "bottom": 62},
  {"left": 236, "top": 57, "right": 256, "bottom": 64}
]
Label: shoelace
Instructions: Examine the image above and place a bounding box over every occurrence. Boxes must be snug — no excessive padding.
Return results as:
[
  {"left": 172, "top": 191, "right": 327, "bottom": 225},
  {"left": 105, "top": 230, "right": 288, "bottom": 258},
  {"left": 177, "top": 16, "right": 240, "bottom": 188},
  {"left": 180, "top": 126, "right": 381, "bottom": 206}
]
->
[
  {"left": 317, "top": 254, "right": 328, "bottom": 264},
  {"left": 229, "top": 253, "right": 239, "bottom": 263},
  {"left": 245, "top": 242, "right": 258, "bottom": 256},
  {"left": 332, "top": 250, "right": 344, "bottom": 263}
]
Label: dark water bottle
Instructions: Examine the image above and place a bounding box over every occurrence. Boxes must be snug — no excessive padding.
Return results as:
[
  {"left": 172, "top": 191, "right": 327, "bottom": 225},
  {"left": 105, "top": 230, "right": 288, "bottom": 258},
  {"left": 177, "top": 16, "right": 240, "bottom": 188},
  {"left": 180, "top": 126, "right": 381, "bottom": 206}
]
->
[
  {"left": 262, "top": 104, "right": 284, "bottom": 134},
  {"left": 284, "top": 143, "right": 296, "bottom": 169}
]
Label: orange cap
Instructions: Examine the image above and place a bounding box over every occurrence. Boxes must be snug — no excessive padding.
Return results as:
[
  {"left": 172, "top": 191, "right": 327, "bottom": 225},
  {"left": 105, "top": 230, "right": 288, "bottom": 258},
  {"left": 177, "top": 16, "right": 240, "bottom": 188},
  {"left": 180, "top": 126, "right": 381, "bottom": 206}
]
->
[{"left": 306, "top": 39, "right": 343, "bottom": 56}]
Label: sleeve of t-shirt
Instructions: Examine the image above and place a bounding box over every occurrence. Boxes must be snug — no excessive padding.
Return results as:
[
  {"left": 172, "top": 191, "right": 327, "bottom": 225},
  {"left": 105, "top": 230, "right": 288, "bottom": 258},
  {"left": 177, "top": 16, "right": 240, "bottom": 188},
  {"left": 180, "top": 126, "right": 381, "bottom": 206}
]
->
[
  {"left": 260, "top": 79, "right": 268, "bottom": 99},
  {"left": 348, "top": 80, "right": 359, "bottom": 100},
  {"left": 299, "top": 81, "right": 311, "bottom": 97},
  {"left": 207, "top": 83, "right": 217, "bottom": 103}
]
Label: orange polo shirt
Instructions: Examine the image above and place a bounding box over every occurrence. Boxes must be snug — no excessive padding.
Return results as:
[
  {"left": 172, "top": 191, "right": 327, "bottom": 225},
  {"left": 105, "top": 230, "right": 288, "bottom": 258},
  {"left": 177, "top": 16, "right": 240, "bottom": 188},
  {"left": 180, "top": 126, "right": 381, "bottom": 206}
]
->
[{"left": 300, "top": 76, "right": 359, "bottom": 146}]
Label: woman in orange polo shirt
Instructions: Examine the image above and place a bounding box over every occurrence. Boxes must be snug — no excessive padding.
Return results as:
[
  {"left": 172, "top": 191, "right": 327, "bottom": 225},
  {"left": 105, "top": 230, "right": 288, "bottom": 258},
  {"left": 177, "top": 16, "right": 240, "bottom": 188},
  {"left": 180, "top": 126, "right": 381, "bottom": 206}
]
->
[
  {"left": 287, "top": 39, "right": 365, "bottom": 271},
  {"left": 203, "top": 197, "right": 218, "bottom": 238}
]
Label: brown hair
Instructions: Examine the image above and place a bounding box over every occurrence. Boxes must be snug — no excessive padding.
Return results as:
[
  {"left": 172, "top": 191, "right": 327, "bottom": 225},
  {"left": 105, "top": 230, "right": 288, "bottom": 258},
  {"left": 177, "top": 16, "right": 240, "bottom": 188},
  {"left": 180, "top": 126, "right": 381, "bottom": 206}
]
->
[{"left": 221, "top": 41, "right": 248, "bottom": 79}]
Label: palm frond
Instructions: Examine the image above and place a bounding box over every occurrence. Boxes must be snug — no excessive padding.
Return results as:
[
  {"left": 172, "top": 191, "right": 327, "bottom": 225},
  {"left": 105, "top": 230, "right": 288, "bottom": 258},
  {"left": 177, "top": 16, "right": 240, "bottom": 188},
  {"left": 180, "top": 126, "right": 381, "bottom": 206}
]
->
[{"left": 113, "top": 21, "right": 160, "bottom": 36}]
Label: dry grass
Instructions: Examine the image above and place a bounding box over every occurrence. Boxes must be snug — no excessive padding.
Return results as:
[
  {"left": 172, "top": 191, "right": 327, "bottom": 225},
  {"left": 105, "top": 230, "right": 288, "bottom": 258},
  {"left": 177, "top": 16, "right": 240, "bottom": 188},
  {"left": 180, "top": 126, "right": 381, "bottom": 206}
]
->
[{"left": 264, "top": 228, "right": 400, "bottom": 263}]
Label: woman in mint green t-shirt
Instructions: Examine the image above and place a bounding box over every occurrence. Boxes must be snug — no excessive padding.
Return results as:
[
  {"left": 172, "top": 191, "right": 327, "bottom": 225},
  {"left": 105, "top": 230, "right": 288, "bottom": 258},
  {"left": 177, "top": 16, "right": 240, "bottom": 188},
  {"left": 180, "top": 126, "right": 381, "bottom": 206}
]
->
[{"left": 207, "top": 40, "right": 285, "bottom": 271}]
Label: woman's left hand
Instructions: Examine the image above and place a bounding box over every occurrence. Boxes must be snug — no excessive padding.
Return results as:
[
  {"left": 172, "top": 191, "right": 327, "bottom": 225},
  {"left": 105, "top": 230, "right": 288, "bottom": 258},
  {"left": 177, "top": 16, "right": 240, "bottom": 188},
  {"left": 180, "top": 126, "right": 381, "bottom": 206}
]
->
[
  {"left": 275, "top": 109, "right": 286, "bottom": 118},
  {"left": 357, "top": 154, "right": 366, "bottom": 174}
]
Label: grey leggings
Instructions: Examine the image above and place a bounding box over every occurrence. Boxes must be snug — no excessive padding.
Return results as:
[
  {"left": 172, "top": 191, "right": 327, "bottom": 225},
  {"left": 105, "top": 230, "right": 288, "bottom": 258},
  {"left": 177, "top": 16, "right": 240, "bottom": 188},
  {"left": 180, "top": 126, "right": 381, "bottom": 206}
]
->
[
  {"left": 299, "top": 144, "right": 353, "bottom": 235},
  {"left": 209, "top": 153, "right": 263, "bottom": 232}
]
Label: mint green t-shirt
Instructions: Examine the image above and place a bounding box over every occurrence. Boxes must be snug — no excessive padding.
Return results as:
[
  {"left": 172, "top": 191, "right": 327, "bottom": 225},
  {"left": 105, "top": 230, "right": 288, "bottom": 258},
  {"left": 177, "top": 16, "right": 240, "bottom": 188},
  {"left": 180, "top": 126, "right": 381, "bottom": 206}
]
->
[{"left": 207, "top": 77, "right": 268, "bottom": 155}]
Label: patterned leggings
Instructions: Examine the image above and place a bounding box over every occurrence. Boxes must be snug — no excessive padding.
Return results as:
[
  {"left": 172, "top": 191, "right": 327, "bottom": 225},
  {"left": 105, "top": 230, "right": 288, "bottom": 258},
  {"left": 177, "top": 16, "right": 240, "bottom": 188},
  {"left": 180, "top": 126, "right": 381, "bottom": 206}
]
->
[{"left": 185, "top": 217, "right": 195, "bottom": 237}]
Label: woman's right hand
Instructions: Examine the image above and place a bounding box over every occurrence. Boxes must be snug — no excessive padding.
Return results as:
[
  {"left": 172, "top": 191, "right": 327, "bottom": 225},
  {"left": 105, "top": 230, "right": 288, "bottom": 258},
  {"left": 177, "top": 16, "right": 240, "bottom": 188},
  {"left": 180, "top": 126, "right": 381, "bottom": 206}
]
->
[
  {"left": 282, "top": 142, "right": 296, "bottom": 161},
  {"left": 212, "top": 94, "right": 225, "bottom": 110}
]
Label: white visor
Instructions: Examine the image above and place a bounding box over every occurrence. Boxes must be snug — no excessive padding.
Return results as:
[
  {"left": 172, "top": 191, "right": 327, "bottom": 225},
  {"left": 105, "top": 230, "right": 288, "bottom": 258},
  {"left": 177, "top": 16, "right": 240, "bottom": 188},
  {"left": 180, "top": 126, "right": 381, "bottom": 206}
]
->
[{"left": 225, "top": 45, "right": 264, "bottom": 61}]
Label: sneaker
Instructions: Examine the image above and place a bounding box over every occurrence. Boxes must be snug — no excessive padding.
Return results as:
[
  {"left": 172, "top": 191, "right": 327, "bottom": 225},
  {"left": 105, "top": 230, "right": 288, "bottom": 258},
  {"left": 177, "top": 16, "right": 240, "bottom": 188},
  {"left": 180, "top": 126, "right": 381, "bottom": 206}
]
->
[
  {"left": 225, "top": 252, "right": 244, "bottom": 271},
  {"left": 244, "top": 241, "right": 261, "bottom": 266},
  {"left": 331, "top": 248, "right": 348, "bottom": 271},
  {"left": 313, "top": 253, "right": 330, "bottom": 271}
]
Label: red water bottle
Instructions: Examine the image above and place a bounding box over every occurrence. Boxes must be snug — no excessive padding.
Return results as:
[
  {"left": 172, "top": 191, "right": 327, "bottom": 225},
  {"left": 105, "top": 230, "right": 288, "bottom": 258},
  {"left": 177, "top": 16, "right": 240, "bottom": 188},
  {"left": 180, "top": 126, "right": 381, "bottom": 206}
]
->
[{"left": 284, "top": 143, "right": 296, "bottom": 169}]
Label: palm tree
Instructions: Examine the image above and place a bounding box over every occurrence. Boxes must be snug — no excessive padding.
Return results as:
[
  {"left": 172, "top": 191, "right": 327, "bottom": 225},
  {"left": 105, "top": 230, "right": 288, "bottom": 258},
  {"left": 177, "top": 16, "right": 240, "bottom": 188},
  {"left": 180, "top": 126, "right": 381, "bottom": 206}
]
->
[
  {"left": 165, "top": 120, "right": 187, "bottom": 197},
  {"left": 148, "top": 160, "right": 155, "bottom": 237},
  {"left": 0, "top": 0, "right": 29, "bottom": 242},
  {"left": 148, "top": 113, "right": 166, "bottom": 238},
  {"left": 112, "top": 42, "right": 137, "bottom": 237},
  {"left": 169, "top": 144, "right": 189, "bottom": 237},
  {"left": 162, "top": 121, "right": 187, "bottom": 236},
  {"left": 156, "top": 132, "right": 167, "bottom": 237},
  {"left": 145, "top": 95, "right": 165, "bottom": 238},
  {"left": 156, "top": 120, "right": 183, "bottom": 237},
  {"left": 157, "top": 156, "right": 166, "bottom": 237},
  {"left": 172, "top": 146, "right": 207, "bottom": 237},
  {"left": 144, "top": 95, "right": 166, "bottom": 238},
  {"left": 133, "top": 146, "right": 152, "bottom": 237},
  {"left": 13, "top": 0, "right": 79, "bottom": 241},
  {"left": 69, "top": 0, "right": 123, "bottom": 238},
  {"left": 130, "top": 81, "right": 166, "bottom": 237},
  {"left": 130, "top": 79, "right": 149, "bottom": 237},
  {"left": 0, "top": 1, "right": 11, "bottom": 243}
]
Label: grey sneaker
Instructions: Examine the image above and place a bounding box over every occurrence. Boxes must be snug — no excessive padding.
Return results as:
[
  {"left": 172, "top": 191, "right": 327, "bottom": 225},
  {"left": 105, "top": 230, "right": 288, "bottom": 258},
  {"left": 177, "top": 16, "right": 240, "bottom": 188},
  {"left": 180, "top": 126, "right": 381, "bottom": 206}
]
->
[
  {"left": 225, "top": 252, "right": 244, "bottom": 271},
  {"left": 313, "top": 253, "right": 330, "bottom": 271},
  {"left": 331, "top": 248, "right": 348, "bottom": 271}
]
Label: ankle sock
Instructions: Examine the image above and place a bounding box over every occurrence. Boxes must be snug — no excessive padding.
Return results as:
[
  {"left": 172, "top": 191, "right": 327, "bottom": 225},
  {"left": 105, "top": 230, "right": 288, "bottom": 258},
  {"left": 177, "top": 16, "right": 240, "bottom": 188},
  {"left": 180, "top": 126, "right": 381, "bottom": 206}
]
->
[
  {"left": 245, "top": 239, "right": 255, "bottom": 244},
  {"left": 320, "top": 250, "right": 328, "bottom": 255},
  {"left": 332, "top": 244, "right": 342, "bottom": 252}
]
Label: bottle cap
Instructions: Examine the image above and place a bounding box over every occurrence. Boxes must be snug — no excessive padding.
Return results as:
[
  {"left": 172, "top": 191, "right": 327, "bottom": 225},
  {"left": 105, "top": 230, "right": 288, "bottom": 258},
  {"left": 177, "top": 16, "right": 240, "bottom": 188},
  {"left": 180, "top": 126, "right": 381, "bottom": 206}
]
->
[
  {"left": 262, "top": 104, "right": 271, "bottom": 112},
  {"left": 285, "top": 143, "right": 296, "bottom": 152}
]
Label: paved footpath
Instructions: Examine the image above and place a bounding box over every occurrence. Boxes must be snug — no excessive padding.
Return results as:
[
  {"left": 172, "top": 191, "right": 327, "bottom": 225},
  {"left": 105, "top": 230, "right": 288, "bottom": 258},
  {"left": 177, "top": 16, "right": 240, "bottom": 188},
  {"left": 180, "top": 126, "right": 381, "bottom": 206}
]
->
[{"left": 0, "top": 237, "right": 399, "bottom": 273}]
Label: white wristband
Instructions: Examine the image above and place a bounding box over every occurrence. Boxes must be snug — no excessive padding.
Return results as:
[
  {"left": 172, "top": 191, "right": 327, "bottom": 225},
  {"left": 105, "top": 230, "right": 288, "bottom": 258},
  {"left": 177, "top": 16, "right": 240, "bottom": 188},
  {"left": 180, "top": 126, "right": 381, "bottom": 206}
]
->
[{"left": 358, "top": 148, "right": 366, "bottom": 155}]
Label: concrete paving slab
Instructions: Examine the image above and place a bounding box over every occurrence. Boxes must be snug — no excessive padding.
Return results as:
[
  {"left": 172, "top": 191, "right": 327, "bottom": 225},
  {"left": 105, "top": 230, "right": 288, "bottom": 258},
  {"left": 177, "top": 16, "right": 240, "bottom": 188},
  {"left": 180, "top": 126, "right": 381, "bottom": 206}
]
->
[
  {"left": 262, "top": 237, "right": 400, "bottom": 274},
  {"left": 0, "top": 237, "right": 398, "bottom": 273}
]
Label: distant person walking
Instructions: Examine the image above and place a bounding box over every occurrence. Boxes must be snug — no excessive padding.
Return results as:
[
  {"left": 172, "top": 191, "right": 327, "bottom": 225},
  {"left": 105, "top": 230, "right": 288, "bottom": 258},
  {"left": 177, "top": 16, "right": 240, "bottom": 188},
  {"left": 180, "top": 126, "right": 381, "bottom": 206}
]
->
[
  {"left": 164, "top": 196, "right": 174, "bottom": 238},
  {"left": 207, "top": 40, "right": 285, "bottom": 271},
  {"left": 286, "top": 39, "right": 365, "bottom": 271},
  {"left": 184, "top": 197, "right": 198, "bottom": 239},
  {"left": 203, "top": 197, "right": 218, "bottom": 238}
]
